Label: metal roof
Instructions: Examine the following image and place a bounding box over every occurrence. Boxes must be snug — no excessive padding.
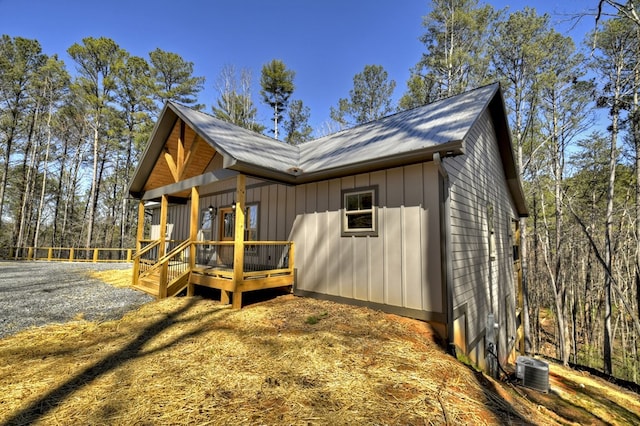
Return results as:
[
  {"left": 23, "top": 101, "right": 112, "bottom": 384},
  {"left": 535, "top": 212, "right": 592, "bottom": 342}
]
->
[
  {"left": 298, "top": 83, "right": 497, "bottom": 174},
  {"left": 170, "top": 102, "right": 300, "bottom": 172},
  {"left": 129, "top": 83, "right": 527, "bottom": 216}
]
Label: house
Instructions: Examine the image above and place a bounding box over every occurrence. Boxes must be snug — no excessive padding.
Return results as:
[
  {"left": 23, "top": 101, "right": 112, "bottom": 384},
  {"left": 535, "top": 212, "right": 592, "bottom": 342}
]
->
[{"left": 128, "top": 83, "right": 528, "bottom": 369}]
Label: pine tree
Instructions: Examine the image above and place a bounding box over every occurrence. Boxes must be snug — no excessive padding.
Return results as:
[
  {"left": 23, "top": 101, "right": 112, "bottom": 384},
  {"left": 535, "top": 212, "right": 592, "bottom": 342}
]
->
[
  {"left": 67, "top": 36, "right": 125, "bottom": 249},
  {"left": 259, "top": 59, "right": 295, "bottom": 139},
  {"left": 283, "top": 99, "right": 312, "bottom": 145},
  {"left": 330, "top": 64, "right": 395, "bottom": 128},
  {"left": 0, "top": 36, "right": 47, "bottom": 239},
  {"left": 400, "top": 0, "right": 498, "bottom": 107},
  {"left": 213, "top": 65, "right": 264, "bottom": 133},
  {"left": 149, "top": 48, "right": 205, "bottom": 112}
]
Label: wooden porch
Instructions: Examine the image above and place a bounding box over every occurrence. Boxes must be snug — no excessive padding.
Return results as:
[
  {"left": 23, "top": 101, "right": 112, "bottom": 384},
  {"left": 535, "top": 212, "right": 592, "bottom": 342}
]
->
[
  {"left": 132, "top": 239, "right": 294, "bottom": 309},
  {"left": 131, "top": 175, "right": 294, "bottom": 309}
]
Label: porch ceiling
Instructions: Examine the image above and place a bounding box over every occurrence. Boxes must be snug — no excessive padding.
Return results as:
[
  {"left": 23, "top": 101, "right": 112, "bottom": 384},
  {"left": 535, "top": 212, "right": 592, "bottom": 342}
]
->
[{"left": 142, "top": 119, "right": 216, "bottom": 198}]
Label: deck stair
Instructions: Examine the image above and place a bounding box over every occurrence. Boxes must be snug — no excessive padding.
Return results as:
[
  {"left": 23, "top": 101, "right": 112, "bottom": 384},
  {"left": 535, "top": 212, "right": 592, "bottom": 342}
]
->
[
  {"left": 132, "top": 239, "right": 191, "bottom": 298},
  {"left": 135, "top": 270, "right": 162, "bottom": 296}
]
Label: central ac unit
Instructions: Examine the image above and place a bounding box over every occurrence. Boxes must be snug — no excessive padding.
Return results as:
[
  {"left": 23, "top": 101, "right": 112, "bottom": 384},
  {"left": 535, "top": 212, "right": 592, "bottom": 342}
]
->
[{"left": 516, "top": 356, "right": 549, "bottom": 393}]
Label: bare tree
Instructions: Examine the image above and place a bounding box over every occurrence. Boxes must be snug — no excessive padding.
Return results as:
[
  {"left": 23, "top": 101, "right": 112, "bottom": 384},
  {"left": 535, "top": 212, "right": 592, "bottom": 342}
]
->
[{"left": 213, "top": 65, "right": 264, "bottom": 133}]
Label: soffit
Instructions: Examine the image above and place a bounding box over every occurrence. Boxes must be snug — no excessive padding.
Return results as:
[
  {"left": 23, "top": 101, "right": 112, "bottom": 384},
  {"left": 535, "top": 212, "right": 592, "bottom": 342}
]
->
[{"left": 142, "top": 119, "right": 217, "bottom": 198}]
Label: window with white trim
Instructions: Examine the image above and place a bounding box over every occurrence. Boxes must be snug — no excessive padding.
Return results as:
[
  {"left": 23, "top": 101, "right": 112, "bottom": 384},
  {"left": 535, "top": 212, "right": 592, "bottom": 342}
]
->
[{"left": 342, "top": 187, "right": 378, "bottom": 236}]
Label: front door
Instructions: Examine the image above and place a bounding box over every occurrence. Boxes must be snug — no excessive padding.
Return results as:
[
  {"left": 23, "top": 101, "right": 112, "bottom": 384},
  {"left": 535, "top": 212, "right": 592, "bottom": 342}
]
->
[{"left": 219, "top": 208, "right": 235, "bottom": 241}]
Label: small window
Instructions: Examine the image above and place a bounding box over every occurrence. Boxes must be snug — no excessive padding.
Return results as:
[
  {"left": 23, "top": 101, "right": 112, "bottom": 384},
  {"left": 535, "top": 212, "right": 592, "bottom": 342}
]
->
[
  {"left": 342, "top": 187, "right": 378, "bottom": 237},
  {"left": 200, "top": 209, "right": 214, "bottom": 240},
  {"left": 245, "top": 204, "right": 258, "bottom": 242},
  {"left": 487, "top": 204, "right": 496, "bottom": 261}
]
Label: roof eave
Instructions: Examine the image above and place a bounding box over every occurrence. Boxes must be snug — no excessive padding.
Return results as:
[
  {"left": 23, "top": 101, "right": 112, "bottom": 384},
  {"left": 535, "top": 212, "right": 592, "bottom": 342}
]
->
[
  {"left": 294, "top": 141, "right": 464, "bottom": 184},
  {"left": 128, "top": 103, "right": 178, "bottom": 197}
]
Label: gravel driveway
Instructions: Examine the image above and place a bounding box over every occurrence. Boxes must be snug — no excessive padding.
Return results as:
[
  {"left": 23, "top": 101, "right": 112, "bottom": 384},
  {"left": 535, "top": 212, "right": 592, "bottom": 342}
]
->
[{"left": 0, "top": 261, "right": 153, "bottom": 339}]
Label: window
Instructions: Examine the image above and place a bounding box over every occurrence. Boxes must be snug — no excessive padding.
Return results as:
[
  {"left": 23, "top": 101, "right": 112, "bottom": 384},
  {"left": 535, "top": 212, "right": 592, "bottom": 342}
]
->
[
  {"left": 200, "top": 209, "right": 214, "bottom": 240},
  {"left": 487, "top": 204, "right": 496, "bottom": 261},
  {"left": 245, "top": 204, "right": 258, "bottom": 242},
  {"left": 342, "top": 187, "right": 378, "bottom": 236}
]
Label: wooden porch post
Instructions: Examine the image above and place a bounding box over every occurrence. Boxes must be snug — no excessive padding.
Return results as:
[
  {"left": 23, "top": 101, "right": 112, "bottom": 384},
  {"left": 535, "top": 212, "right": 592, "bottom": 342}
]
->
[
  {"left": 187, "top": 186, "right": 199, "bottom": 296},
  {"left": 158, "top": 194, "right": 169, "bottom": 298},
  {"left": 132, "top": 200, "right": 145, "bottom": 286},
  {"left": 232, "top": 174, "right": 246, "bottom": 309}
]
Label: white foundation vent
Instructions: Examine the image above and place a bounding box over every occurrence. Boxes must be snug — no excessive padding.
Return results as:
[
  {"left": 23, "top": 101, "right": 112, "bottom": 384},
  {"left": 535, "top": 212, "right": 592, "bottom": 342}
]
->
[{"left": 516, "top": 356, "right": 549, "bottom": 393}]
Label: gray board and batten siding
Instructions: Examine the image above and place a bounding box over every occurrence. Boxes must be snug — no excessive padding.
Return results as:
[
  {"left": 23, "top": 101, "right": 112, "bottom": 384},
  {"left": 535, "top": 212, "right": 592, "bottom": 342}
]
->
[
  {"left": 157, "top": 162, "right": 445, "bottom": 321},
  {"left": 443, "top": 106, "right": 522, "bottom": 367}
]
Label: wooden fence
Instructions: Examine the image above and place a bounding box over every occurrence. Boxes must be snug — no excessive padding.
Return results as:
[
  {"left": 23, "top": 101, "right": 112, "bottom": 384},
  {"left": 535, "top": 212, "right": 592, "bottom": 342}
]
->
[{"left": 0, "top": 247, "right": 134, "bottom": 263}]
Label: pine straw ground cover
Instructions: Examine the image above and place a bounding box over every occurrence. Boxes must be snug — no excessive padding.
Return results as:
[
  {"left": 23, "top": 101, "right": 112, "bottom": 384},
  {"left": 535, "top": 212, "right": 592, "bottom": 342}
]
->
[{"left": 0, "top": 268, "right": 561, "bottom": 426}]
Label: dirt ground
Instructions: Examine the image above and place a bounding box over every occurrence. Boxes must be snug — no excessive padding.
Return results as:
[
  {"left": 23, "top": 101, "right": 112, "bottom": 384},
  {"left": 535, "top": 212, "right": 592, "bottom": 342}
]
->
[{"left": 0, "top": 267, "right": 638, "bottom": 425}]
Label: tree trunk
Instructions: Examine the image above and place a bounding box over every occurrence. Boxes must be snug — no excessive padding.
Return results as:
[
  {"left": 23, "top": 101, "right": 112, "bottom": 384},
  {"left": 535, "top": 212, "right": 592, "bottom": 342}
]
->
[
  {"left": 532, "top": 195, "right": 540, "bottom": 354},
  {"left": 52, "top": 136, "right": 69, "bottom": 247},
  {"left": 14, "top": 105, "right": 40, "bottom": 250},
  {"left": 85, "top": 120, "right": 100, "bottom": 249},
  {"left": 0, "top": 128, "right": 15, "bottom": 233},
  {"left": 273, "top": 104, "right": 279, "bottom": 140},
  {"left": 0, "top": 100, "right": 21, "bottom": 233},
  {"left": 33, "top": 92, "right": 54, "bottom": 249},
  {"left": 63, "top": 143, "right": 83, "bottom": 247},
  {"left": 552, "top": 96, "right": 569, "bottom": 365},
  {"left": 633, "top": 27, "right": 640, "bottom": 356},
  {"left": 572, "top": 273, "right": 579, "bottom": 364},
  {"left": 604, "top": 101, "right": 618, "bottom": 376}
]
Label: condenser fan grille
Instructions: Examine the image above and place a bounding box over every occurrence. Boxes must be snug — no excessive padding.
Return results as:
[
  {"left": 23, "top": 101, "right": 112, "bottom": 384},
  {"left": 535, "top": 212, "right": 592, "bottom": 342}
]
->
[{"left": 516, "top": 356, "right": 549, "bottom": 393}]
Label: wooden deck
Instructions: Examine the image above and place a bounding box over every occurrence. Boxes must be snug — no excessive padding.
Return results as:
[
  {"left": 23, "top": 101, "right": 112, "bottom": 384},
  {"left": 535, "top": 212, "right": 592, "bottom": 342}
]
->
[
  {"left": 189, "top": 265, "right": 294, "bottom": 306},
  {"left": 132, "top": 177, "right": 294, "bottom": 309},
  {"left": 132, "top": 240, "right": 294, "bottom": 309}
]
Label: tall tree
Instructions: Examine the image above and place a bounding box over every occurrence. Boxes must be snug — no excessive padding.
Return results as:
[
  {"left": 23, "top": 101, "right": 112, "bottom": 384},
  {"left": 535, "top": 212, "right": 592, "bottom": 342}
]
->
[
  {"left": 283, "top": 99, "right": 312, "bottom": 145},
  {"left": 149, "top": 48, "right": 205, "bottom": 112},
  {"left": 51, "top": 101, "right": 88, "bottom": 248},
  {"left": 400, "top": 0, "right": 499, "bottom": 107},
  {"left": 32, "top": 55, "right": 69, "bottom": 250},
  {"left": 260, "top": 59, "right": 295, "bottom": 139},
  {"left": 114, "top": 54, "right": 155, "bottom": 249},
  {"left": 212, "top": 65, "right": 264, "bottom": 133},
  {"left": 0, "top": 36, "right": 46, "bottom": 238},
  {"left": 591, "top": 14, "right": 636, "bottom": 375},
  {"left": 537, "top": 33, "right": 593, "bottom": 366},
  {"left": 632, "top": 17, "right": 640, "bottom": 341},
  {"left": 330, "top": 64, "right": 396, "bottom": 128},
  {"left": 490, "top": 8, "right": 563, "bottom": 355},
  {"left": 67, "top": 36, "right": 125, "bottom": 249}
]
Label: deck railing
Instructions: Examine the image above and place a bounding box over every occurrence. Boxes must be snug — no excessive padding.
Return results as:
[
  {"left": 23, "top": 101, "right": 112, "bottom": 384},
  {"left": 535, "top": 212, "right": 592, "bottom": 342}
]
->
[
  {"left": 1, "top": 246, "right": 134, "bottom": 262},
  {"left": 129, "top": 239, "right": 294, "bottom": 301},
  {"left": 193, "top": 240, "right": 293, "bottom": 272}
]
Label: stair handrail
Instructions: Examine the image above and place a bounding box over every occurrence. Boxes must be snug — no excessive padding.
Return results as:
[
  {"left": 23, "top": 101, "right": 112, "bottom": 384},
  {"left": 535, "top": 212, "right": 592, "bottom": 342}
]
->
[
  {"left": 132, "top": 240, "right": 162, "bottom": 260},
  {"left": 142, "top": 239, "right": 192, "bottom": 298},
  {"left": 155, "top": 239, "right": 191, "bottom": 265},
  {"left": 138, "top": 239, "right": 191, "bottom": 280}
]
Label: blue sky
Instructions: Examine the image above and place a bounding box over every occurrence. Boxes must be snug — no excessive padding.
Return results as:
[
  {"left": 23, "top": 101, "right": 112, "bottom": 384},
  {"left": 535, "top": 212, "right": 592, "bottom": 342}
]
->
[{"left": 0, "top": 0, "right": 595, "bottom": 135}]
